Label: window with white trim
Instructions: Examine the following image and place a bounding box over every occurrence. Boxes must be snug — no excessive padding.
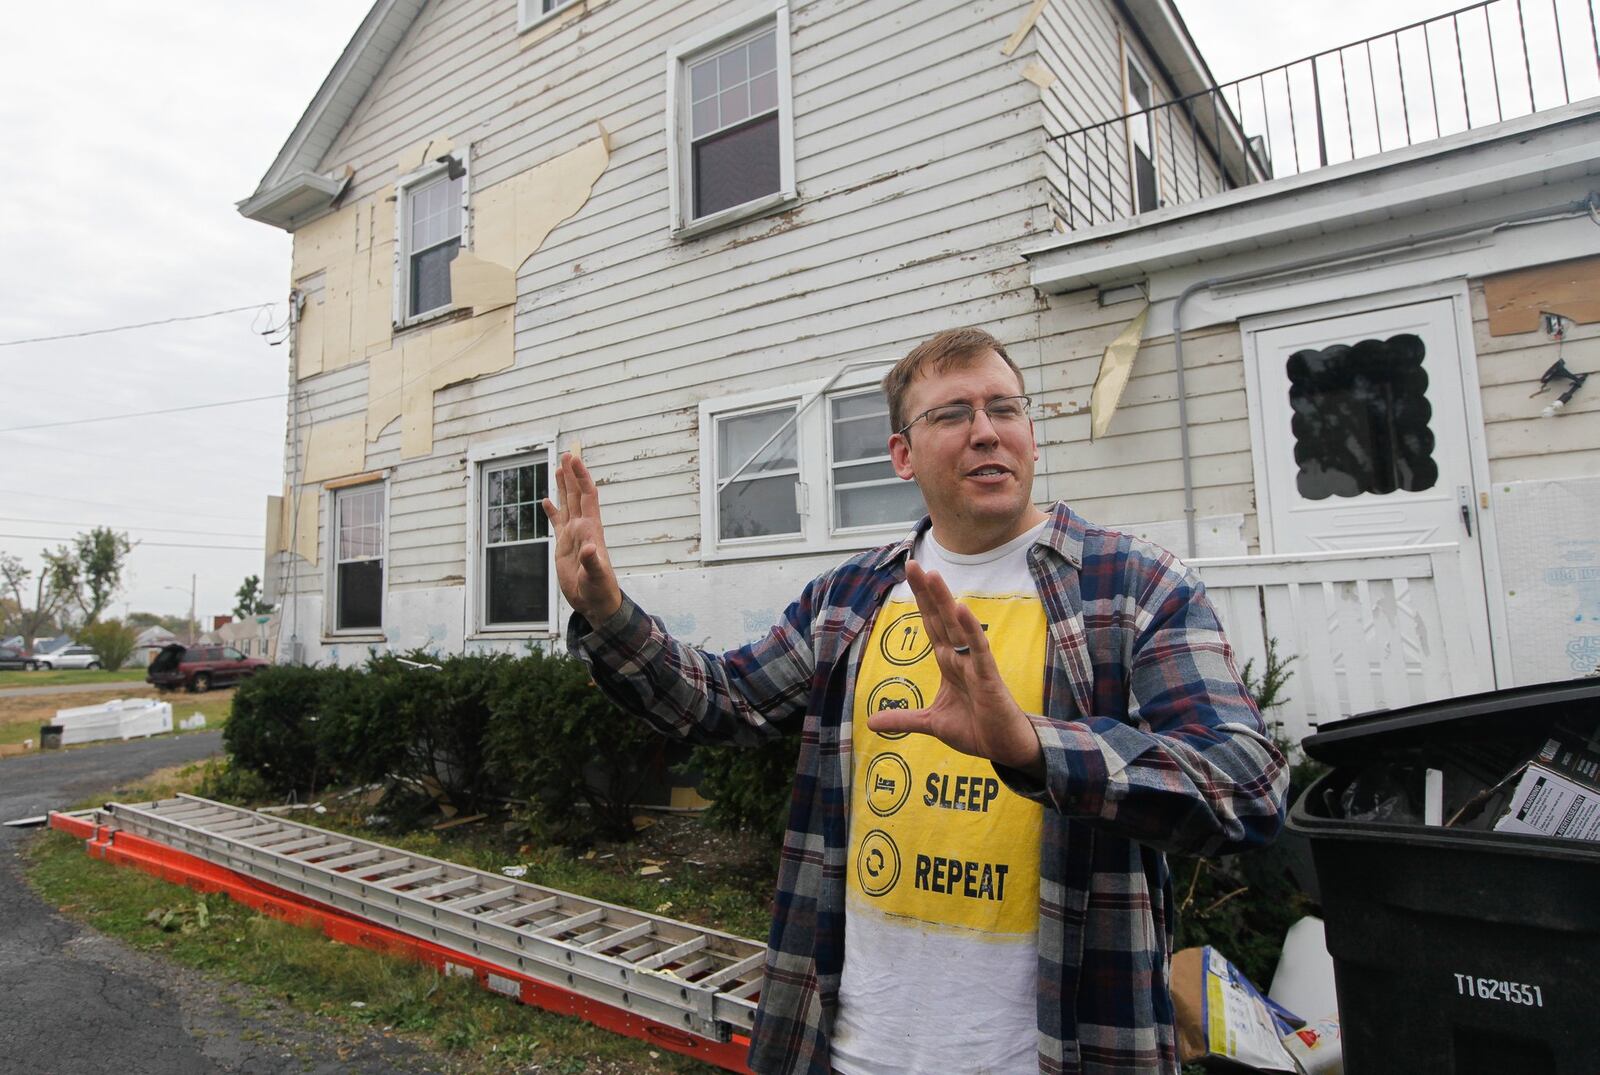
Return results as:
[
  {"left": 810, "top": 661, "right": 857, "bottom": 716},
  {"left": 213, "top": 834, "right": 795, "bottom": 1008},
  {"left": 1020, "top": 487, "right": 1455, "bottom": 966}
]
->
[
  {"left": 479, "top": 455, "right": 554, "bottom": 629},
  {"left": 397, "top": 158, "right": 466, "bottom": 322},
  {"left": 331, "top": 484, "right": 384, "bottom": 632},
  {"left": 701, "top": 381, "right": 926, "bottom": 559},
  {"left": 517, "top": 0, "right": 580, "bottom": 33},
  {"left": 667, "top": 5, "right": 795, "bottom": 235},
  {"left": 1124, "top": 52, "right": 1159, "bottom": 214}
]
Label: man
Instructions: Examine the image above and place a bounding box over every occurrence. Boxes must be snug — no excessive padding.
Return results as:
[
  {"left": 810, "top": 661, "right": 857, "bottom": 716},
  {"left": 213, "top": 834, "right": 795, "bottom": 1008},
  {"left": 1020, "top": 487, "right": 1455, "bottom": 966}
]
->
[{"left": 544, "top": 328, "right": 1287, "bottom": 1074}]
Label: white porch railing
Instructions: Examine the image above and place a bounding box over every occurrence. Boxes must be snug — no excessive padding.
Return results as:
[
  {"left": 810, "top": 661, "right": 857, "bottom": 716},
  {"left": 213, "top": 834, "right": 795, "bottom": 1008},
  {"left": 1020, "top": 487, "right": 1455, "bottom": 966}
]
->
[{"left": 1190, "top": 543, "right": 1489, "bottom": 749}]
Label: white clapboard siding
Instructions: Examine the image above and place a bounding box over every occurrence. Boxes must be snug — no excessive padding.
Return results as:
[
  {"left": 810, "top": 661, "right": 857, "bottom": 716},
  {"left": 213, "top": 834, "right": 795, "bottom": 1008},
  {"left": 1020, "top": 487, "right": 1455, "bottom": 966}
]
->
[
  {"left": 278, "top": 0, "right": 1246, "bottom": 626},
  {"left": 1467, "top": 281, "right": 1600, "bottom": 482},
  {"left": 1191, "top": 544, "right": 1489, "bottom": 749}
]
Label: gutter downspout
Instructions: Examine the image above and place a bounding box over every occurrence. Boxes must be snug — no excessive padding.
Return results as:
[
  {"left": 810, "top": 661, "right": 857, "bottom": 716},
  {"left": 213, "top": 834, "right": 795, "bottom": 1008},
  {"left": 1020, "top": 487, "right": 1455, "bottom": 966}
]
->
[{"left": 1168, "top": 191, "right": 1600, "bottom": 558}]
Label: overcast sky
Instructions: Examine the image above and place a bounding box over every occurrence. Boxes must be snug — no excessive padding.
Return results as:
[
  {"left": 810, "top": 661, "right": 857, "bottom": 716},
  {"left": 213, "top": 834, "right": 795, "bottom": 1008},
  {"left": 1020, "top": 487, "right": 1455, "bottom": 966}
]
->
[{"left": 0, "top": 0, "right": 1463, "bottom": 634}]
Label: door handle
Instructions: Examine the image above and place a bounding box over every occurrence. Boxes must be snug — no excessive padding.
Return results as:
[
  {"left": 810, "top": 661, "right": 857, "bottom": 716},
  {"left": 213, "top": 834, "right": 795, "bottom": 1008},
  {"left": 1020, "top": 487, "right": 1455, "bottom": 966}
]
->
[{"left": 1457, "top": 485, "right": 1473, "bottom": 538}]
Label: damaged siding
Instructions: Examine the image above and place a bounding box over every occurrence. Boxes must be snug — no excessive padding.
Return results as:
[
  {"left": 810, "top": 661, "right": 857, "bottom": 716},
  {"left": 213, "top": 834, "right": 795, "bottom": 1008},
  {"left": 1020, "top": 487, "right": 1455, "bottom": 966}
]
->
[
  {"left": 1470, "top": 280, "right": 1600, "bottom": 483},
  {"left": 274, "top": 0, "right": 1062, "bottom": 647},
  {"left": 1035, "top": 294, "right": 1256, "bottom": 543}
]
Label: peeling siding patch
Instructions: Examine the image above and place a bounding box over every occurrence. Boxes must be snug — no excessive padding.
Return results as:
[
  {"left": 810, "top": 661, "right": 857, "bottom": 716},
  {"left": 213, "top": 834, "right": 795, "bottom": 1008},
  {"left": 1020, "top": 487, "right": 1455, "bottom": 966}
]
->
[
  {"left": 1021, "top": 60, "right": 1057, "bottom": 90},
  {"left": 1001, "top": 0, "right": 1049, "bottom": 56}
]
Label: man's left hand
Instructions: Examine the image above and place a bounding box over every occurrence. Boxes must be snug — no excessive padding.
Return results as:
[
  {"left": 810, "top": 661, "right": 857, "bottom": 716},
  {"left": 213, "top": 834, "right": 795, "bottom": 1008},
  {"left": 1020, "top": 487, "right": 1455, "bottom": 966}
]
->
[{"left": 867, "top": 560, "right": 1045, "bottom": 779}]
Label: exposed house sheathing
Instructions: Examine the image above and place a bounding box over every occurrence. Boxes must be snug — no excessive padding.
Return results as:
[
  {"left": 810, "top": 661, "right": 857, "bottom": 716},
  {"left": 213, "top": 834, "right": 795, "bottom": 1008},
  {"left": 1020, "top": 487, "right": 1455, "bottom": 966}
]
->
[{"left": 283, "top": 127, "right": 611, "bottom": 556}]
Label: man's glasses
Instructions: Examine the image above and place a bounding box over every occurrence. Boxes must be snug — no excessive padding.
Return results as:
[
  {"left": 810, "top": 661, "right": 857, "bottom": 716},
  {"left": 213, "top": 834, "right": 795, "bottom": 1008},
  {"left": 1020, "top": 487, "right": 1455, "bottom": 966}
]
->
[{"left": 897, "top": 395, "right": 1032, "bottom": 437}]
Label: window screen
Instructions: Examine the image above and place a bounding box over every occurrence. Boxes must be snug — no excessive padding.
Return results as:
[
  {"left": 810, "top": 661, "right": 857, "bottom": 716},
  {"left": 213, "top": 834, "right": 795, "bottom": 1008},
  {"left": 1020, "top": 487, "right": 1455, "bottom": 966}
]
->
[
  {"left": 830, "top": 391, "right": 925, "bottom": 530},
  {"left": 688, "top": 29, "right": 780, "bottom": 219},
  {"left": 405, "top": 171, "right": 464, "bottom": 317},
  {"left": 1287, "top": 333, "right": 1439, "bottom": 500},
  {"left": 483, "top": 460, "right": 551, "bottom": 625},
  {"left": 717, "top": 406, "right": 801, "bottom": 540}
]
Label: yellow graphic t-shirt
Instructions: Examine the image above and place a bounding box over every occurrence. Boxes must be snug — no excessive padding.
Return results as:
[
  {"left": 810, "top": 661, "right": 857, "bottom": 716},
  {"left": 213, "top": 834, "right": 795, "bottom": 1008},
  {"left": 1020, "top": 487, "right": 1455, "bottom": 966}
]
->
[{"left": 832, "top": 520, "right": 1048, "bottom": 1075}]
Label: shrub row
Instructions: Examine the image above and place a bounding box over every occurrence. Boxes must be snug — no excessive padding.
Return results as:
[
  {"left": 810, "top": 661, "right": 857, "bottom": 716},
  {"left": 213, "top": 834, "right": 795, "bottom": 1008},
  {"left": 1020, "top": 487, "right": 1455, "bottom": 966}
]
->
[{"left": 224, "top": 649, "right": 663, "bottom": 841}]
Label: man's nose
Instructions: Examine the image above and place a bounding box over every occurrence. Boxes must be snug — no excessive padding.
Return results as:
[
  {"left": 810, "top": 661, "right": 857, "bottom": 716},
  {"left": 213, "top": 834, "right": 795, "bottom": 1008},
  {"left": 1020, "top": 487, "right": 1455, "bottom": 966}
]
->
[{"left": 968, "top": 407, "right": 1001, "bottom": 445}]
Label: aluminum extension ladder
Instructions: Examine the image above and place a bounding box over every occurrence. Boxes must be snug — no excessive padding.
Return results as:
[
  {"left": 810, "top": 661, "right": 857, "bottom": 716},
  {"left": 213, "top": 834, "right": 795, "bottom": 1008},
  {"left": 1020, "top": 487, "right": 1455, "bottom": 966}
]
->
[{"left": 98, "top": 794, "right": 765, "bottom": 1042}]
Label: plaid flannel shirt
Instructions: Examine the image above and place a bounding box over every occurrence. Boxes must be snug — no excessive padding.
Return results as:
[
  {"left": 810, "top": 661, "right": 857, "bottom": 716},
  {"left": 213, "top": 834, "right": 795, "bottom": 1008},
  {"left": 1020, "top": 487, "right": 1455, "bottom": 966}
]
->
[{"left": 570, "top": 502, "right": 1288, "bottom": 1074}]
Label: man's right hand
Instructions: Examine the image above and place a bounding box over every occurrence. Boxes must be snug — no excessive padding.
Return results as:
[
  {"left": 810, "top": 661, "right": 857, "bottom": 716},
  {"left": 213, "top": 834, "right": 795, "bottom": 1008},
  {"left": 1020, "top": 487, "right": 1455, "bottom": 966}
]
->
[{"left": 541, "top": 451, "right": 623, "bottom": 623}]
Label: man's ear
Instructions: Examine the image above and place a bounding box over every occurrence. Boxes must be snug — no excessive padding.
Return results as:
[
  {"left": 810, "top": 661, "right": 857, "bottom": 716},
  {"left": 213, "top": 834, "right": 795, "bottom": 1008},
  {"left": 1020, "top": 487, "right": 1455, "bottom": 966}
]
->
[{"left": 889, "top": 432, "right": 915, "bottom": 480}]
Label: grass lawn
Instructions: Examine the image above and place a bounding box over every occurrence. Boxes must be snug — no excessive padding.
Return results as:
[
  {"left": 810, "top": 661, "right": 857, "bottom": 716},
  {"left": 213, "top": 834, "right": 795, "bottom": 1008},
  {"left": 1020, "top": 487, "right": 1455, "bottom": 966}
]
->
[
  {"left": 0, "top": 667, "right": 150, "bottom": 688},
  {"left": 0, "top": 687, "right": 234, "bottom": 751},
  {"left": 26, "top": 761, "right": 753, "bottom": 1075}
]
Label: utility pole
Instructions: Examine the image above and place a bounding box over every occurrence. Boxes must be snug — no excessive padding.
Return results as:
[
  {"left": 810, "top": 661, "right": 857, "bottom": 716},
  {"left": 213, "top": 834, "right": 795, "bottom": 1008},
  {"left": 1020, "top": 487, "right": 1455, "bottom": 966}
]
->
[{"left": 189, "top": 573, "right": 197, "bottom": 645}]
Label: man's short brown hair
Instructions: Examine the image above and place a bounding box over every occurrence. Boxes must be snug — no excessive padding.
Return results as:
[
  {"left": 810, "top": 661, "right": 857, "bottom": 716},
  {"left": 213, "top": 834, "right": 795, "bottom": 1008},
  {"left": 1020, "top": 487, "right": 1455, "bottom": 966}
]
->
[{"left": 881, "top": 327, "right": 1024, "bottom": 433}]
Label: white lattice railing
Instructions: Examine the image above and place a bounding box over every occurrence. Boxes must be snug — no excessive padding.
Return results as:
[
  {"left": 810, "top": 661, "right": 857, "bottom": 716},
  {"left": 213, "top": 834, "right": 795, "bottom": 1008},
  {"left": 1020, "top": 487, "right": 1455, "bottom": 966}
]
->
[{"left": 1190, "top": 544, "right": 1490, "bottom": 750}]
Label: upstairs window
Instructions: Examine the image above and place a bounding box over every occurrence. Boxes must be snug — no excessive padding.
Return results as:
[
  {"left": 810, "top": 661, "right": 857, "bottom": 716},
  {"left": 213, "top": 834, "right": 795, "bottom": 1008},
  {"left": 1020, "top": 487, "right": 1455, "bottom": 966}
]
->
[
  {"left": 667, "top": 4, "right": 795, "bottom": 235},
  {"left": 1124, "top": 53, "right": 1159, "bottom": 214},
  {"left": 518, "top": 0, "right": 580, "bottom": 33},
  {"left": 397, "top": 158, "right": 466, "bottom": 323}
]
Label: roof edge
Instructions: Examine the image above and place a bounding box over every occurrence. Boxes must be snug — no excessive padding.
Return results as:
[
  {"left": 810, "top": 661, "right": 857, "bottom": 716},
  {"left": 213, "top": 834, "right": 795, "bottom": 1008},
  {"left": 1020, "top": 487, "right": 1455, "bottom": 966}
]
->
[{"left": 244, "top": 0, "right": 426, "bottom": 206}]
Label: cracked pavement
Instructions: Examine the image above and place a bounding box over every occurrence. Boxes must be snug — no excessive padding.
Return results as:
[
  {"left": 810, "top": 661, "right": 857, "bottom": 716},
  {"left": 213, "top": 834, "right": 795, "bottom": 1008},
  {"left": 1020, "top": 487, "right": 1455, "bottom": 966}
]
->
[{"left": 0, "top": 733, "right": 436, "bottom": 1074}]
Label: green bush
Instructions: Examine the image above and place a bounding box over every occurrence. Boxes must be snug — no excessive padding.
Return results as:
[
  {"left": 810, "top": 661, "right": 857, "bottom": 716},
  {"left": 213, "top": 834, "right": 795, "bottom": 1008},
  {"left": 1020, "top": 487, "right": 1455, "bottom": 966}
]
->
[
  {"left": 224, "top": 665, "right": 348, "bottom": 795},
  {"left": 373, "top": 651, "right": 513, "bottom": 818},
  {"left": 682, "top": 733, "right": 800, "bottom": 850},
  {"left": 486, "top": 647, "right": 664, "bottom": 842}
]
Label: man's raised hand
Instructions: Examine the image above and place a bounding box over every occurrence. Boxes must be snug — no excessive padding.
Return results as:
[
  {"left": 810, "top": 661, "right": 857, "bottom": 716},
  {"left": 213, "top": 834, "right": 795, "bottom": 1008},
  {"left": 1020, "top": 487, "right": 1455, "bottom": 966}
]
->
[
  {"left": 866, "top": 561, "right": 1044, "bottom": 778},
  {"left": 541, "top": 452, "right": 623, "bottom": 623}
]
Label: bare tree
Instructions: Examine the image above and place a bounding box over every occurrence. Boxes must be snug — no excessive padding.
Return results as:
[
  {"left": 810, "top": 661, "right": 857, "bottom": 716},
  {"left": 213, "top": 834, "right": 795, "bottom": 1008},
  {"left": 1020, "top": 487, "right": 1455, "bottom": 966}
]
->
[{"left": 1, "top": 551, "right": 76, "bottom": 642}]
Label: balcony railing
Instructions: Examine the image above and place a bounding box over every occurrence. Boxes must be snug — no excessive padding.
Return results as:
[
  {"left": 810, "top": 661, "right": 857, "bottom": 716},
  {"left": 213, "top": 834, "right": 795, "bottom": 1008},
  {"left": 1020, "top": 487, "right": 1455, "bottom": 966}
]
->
[{"left": 1054, "top": 0, "right": 1600, "bottom": 230}]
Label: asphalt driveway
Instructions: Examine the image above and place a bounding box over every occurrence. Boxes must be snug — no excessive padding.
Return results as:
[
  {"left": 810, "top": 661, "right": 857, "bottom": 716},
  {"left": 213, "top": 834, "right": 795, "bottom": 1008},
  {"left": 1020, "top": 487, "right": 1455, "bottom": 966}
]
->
[{"left": 0, "top": 733, "right": 434, "bottom": 1074}]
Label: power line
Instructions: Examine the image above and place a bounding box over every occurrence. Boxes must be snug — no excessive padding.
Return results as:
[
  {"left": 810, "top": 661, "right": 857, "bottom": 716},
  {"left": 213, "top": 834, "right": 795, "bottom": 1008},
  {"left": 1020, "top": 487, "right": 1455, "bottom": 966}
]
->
[
  {"left": 0, "top": 489, "right": 258, "bottom": 523},
  {"left": 0, "top": 532, "right": 260, "bottom": 551},
  {"left": 0, "top": 393, "right": 285, "bottom": 433},
  {"left": 0, "top": 303, "right": 273, "bottom": 347},
  {"left": 0, "top": 517, "right": 263, "bottom": 539}
]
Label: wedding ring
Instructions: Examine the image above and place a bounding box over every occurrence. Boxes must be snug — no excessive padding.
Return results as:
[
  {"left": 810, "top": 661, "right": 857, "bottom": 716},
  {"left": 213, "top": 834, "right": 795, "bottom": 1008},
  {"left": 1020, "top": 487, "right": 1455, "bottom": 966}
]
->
[{"left": 952, "top": 644, "right": 971, "bottom": 655}]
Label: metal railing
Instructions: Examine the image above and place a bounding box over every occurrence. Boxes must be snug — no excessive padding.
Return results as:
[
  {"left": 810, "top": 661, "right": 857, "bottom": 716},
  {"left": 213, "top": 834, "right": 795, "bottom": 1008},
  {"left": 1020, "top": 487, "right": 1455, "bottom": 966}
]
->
[{"left": 1054, "top": 0, "right": 1600, "bottom": 230}]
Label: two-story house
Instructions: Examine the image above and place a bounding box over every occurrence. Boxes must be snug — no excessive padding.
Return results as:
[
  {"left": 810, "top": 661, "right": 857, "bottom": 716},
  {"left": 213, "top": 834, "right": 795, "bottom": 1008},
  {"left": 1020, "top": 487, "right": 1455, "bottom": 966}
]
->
[{"left": 244, "top": 0, "right": 1600, "bottom": 744}]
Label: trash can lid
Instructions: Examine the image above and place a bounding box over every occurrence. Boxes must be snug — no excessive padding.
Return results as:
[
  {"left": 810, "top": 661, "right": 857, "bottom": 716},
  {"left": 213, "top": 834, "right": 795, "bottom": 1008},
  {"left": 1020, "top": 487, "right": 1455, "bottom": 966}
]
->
[{"left": 1301, "top": 676, "right": 1600, "bottom": 767}]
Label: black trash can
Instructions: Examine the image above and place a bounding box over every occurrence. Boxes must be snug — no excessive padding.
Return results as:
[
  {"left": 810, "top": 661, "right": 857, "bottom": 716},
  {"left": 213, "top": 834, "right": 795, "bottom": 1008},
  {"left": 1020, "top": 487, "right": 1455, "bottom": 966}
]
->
[{"left": 1288, "top": 677, "right": 1600, "bottom": 1075}]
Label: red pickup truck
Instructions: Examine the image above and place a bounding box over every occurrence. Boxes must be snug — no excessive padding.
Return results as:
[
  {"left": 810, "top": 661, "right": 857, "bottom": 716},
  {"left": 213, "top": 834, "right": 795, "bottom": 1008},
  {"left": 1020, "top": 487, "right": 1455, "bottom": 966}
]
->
[{"left": 147, "top": 643, "right": 268, "bottom": 692}]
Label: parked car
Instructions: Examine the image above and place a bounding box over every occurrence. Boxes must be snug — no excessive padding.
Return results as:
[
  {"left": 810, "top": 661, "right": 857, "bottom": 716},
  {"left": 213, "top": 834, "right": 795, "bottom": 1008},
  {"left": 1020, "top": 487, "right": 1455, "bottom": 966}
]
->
[
  {"left": 32, "top": 645, "right": 101, "bottom": 670},
  {"left": 0, "top": 645, "right": 38, "bottom": 671},
  {"left": 146, "top": 644, "right": 268, "bottom": 692}
]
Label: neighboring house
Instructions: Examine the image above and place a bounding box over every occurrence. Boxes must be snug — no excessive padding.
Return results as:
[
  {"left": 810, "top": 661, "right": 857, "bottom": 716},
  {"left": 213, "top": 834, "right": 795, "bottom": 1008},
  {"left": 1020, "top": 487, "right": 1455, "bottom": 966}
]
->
[
  {"left": 130, "top": 625, "right": 180, "bottom": 667},
  {"left": 244, "top": 0, "right": 1600, "bottom": 743},
  {"left": 198, "top": 613, "right": 281, "bottom": 662}
]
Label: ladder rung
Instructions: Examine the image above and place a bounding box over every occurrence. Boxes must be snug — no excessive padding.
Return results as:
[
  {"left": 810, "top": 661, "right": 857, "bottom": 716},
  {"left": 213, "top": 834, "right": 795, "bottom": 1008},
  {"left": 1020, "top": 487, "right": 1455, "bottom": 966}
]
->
[
  {"left": 581, "top": 920, "right": 656, "bottom": 951},
  {"left": 319, "top": 848, "right": 384, "bottom": 871},
  {"left": 668, "top": 956, "right": 713, "bottom": 979},
  {"left": 414, "top": 876, "right": 479, "bottom": 901},
  {"left": 698, "top": 952, "right": 766, "bottom": 990},
  {"left": 292, "top": 841, "right": 353, "bottom": 861},
  {"left": 210, "top": 817, "right": 269, "bottom": 834},
  {"left": 487, "top": 897, "right": 559, "bottom": 924},
  {"left": 231, "top": 824, "right": 288, "bottom": 843},
  {"left": 353, "top": 857, "right": 413, "bottom": 879},
  {"left": 254, "top": 833, "right": 327, "bottom": 855},
  {"left": 446, "top": 885, "right": 517, "bottom": 912},
  {"left": 531, "top": 908, "right": 605, "bottom": 938},
  {"left": 383, "top": 866, "right": 445, "bottom": 890},
  {"left": 634, "top": 934, "right": 707, "bottom": 970},
  {"left": 727, "top": 977, "right": 763, "bottom": 1000}
]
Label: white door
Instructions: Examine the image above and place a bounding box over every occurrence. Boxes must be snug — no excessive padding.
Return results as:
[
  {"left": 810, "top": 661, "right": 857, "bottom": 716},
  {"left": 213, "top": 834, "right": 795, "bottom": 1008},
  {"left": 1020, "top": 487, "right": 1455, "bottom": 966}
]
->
[{"left": 1248, "top": 297, "right": 1496, "bottom": 707}]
